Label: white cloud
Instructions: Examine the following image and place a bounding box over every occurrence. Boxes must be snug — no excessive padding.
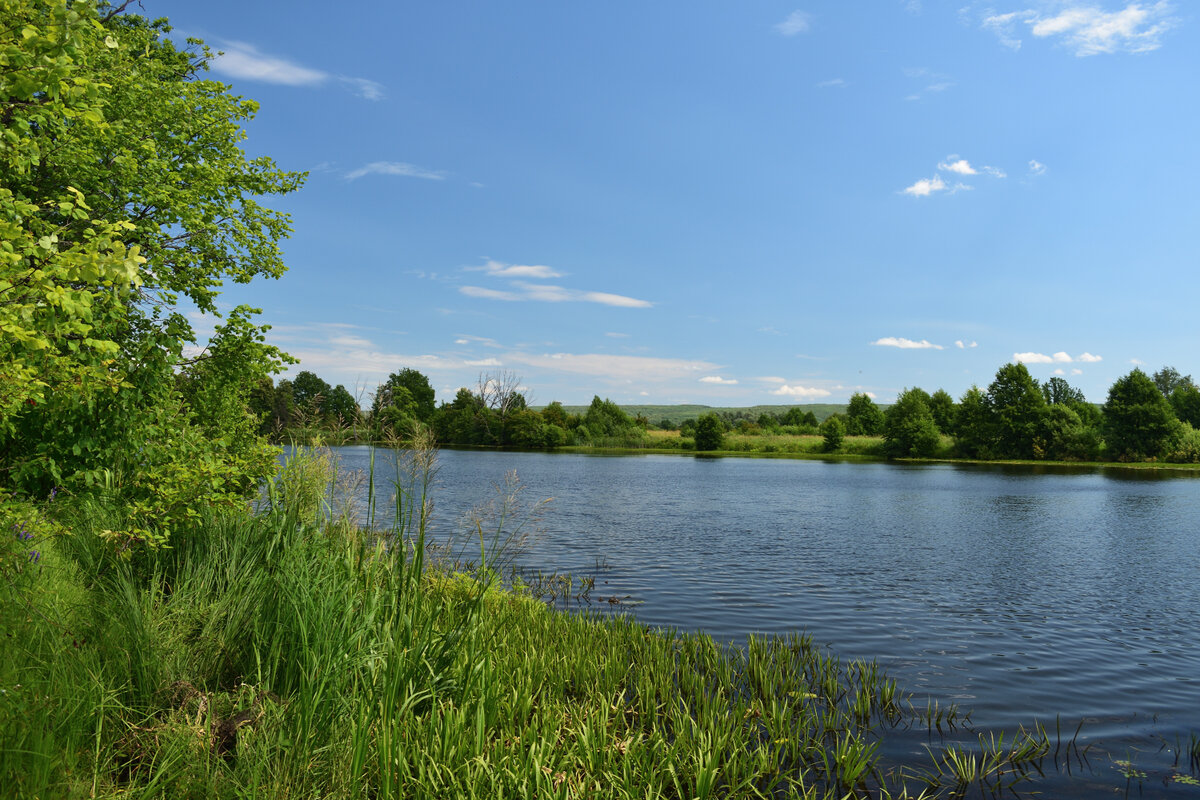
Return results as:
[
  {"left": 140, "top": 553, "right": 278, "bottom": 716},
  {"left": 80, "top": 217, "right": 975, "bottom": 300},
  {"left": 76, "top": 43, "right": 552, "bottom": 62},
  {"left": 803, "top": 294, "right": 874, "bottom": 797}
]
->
[
  {"left": 1053, "top": 368, "right": 1066, "bottom": 375},
  {"left": 873, "top": 337, "right": 944, "bottom": 350},
  {"left": 817, "top": 78, "right": 847, "bottom": 88},
  {"left": 210, "top": 40, "right": 327, "bottom": 86},
  {"left": 1015, "top": 350, "right": 1102, "bottom": 364},
  {"left": 464, "top": 358, "right": 502, "bottom": 367},
  {"left": 700, "top": 376, "right": 739, "bottom": 385},
  {"left": 208, "top": 39, "right": 384, "bottom": 98},
  {"left": 473, "top": 260, "right": 564, "bottom": 279},
  {"left": 939, "top": 158, "right": 978, "bottom": 176},
  {"left": 506, "top": 352, "right": 716, "bottom": 381},
  {"left": 345, "top": 161, "right": 446, "bottom": 181},
  {"left": 605, "top": 332, "right": 630, "bottom": 338},
  {"left": 460, "top": 286, "right": 520, "bottom": 301},
  {"left": 1071, "top": 368, "right": 1084, "bottom": 375},
  {"left": 775, "top": 10, "right": 812, "bottom": 36},
  {"left": 771, "top": 384, "right": 833, "bottom": 399},
  {"left": 939, "top": 156, "right": 1006, "bottom": 178},
  {"left": 955, "top": 340, "right": 979, "bottom": 349},
  {"left": 1029, "top": 159, "right": 1047, "bottom": 175},
  {"left": 1131, "top": 358, "right": 1146, "bottom": 365},
  {"left": 454, "top": 334, "right": 502, "bottom": 348},
  {"left": 902, "top": 175, "right": 947, "bottom": 197},
  {"left": 759, "top": 376, "right": 787, "bottom": 384},
  {"left": 981, "top": 3, "right": 1176, "bottom": 56},
  {"left": 460, "top": 282, "right": 652, "bottom": 308}
]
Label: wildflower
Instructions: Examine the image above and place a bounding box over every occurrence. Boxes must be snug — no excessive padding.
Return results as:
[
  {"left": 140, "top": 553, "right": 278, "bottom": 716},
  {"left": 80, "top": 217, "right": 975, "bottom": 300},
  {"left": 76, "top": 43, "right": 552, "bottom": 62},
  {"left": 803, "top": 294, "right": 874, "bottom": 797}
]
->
[
  {"left": 28, "top": 550, "right": 41, "bottom": 564},
  {"left": 48, "top": 487, "right": 58, "bottom": 502}
]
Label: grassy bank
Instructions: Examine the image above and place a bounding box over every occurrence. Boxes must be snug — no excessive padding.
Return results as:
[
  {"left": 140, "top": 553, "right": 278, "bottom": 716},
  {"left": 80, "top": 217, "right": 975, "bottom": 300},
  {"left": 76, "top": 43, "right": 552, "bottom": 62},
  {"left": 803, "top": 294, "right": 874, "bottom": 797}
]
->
[{"left": 3, "top": 448, "right": 1083, "bottom": 798}]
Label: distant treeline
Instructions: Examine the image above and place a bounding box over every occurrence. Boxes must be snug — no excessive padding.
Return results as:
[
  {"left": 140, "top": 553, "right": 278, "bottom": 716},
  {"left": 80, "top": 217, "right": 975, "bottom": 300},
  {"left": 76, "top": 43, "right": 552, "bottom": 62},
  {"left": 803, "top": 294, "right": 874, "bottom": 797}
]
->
[{"left": 254, "top": 363, "right": 1200, "bottom": 463}]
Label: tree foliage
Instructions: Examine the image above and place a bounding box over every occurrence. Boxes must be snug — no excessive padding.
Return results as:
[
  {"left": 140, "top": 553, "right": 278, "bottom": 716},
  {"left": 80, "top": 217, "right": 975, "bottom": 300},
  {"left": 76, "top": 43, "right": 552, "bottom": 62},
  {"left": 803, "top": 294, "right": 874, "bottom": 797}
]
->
[
  {"left": 845, "top": 392, "right": 883, "bottom": 436},
  {"left": 693, "top": 413, "right": 725, "bottom": 452},
  {"left": 986, "top": 363, "right": 1046, "bottom": 459},
  {"left": 883, "top": 388, "right": 941, "bottom": 458},
  {"left": 1103, "top": 368, "right": 1179, "bottom": 460},
  {"left": 1, "top": 2, "right": 300, "bottom": 543}
]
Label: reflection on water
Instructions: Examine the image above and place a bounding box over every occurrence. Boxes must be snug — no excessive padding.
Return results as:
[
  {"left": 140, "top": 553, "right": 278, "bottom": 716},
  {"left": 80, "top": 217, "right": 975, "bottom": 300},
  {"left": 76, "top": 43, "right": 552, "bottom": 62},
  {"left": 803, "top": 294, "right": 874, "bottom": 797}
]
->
[{"left": 328, "top": 446, "right": 1200, "bottom": 795}]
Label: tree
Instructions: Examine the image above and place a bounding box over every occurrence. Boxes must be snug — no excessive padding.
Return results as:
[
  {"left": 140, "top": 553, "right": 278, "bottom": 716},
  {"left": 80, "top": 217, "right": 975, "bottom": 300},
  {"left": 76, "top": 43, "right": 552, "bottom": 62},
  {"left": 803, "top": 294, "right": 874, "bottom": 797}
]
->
[
  {"left": 986, "top": 363, "right": 1046, "bottom": 459},
  {"left": 781, "top": 407, "right": 817, "bottom": 429},
  {"left": 1103, "top": 369, "right": 1180, "bottom": 460},
  {"left": 845, "top": 393, "right": 884, "bottom": 436},
  {"left": 953, "top": 386, "right": 992, "bottom": 458},
  {"left": 1042, "top": 376, "right": 1086, "bottom": 406},
  {"left": 292, "top": 370, "right": 333, "bottom": 418},
  {"left": 373, "top": 368, "right": 436, "bottom": 425},
  {"left": 820, "top": 416, "right": 845, "bottom": 451},
  {"left": 1152, "top": 366, "right": 1194, "bottom": 399},
  {"left": 928, "top": 389, "right": 956, "bottom": 434},
  {"left": 1171, "top": 384, "right": 1200, "bottom": 428},
  {"left": 324, "top": 385, "right": 361, "bottom": 426},
  {"left": 693, "top": 413, "right": 725, "bottom": 452},
  {"left": 883, "top": 388, "right": 941, "bottom": 458},
  {"left": 1, "top": 3, "right": 299, "bottom": 541}
]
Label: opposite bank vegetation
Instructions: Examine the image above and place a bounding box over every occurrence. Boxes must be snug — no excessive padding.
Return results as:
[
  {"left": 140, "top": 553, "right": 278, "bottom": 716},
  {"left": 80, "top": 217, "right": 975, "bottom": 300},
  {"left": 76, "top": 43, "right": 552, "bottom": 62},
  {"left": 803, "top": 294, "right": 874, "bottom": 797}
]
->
[{"left": 269, "top": 363, "right": 1200, "bottom": 470}]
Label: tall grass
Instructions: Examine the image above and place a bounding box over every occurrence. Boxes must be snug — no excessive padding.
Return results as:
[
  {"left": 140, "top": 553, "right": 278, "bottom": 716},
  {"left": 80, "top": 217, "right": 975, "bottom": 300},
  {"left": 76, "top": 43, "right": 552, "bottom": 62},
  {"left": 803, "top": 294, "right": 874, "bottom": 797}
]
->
[{"left": 0, "top": 444, "right": 1114, "bottom": 798}]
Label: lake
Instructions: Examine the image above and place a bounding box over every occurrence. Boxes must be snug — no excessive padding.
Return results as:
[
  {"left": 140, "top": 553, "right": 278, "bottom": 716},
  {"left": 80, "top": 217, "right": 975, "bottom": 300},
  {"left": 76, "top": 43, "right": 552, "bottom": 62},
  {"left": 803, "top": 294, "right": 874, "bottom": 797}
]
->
[{"left": 327, "top": 445, "right": 1200, "bottom": 795}]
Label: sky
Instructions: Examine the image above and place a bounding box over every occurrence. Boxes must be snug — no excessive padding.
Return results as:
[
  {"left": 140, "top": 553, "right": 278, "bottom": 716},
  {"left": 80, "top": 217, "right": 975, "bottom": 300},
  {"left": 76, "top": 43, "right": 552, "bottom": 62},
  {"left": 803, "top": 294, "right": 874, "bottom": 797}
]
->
[{"left": 151, "top": 0, "right": 1197, "bottom": 406}]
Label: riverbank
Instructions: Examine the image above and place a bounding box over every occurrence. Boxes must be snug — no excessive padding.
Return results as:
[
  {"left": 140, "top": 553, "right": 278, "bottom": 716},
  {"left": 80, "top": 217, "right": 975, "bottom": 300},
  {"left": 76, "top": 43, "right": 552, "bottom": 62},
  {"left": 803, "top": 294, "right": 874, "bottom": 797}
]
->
[{"left": 3, "top": 450, "right": 1074, "bottom": 799}]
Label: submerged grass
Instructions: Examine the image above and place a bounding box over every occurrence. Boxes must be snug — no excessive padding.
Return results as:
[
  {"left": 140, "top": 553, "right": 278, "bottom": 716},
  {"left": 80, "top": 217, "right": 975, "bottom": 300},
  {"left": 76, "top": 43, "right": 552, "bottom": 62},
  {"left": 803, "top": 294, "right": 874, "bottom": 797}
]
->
[{"left": 1, "top": 444, "right": 1172, "bottom": 798}]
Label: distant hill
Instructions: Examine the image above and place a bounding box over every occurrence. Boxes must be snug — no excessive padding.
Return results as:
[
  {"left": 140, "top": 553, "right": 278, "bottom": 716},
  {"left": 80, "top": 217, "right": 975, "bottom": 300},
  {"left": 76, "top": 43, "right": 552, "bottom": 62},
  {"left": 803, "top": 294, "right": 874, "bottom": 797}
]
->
[{"left": 546, "top": 403, "right": 855, "bottom": 426}]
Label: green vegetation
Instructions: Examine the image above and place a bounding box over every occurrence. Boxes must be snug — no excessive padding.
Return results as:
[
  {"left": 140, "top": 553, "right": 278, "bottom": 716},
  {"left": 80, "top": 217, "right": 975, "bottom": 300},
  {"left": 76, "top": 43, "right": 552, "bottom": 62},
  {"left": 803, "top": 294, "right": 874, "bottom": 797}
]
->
[{"left": 5, "top": 446, "right": 1071, "bottom": 799}]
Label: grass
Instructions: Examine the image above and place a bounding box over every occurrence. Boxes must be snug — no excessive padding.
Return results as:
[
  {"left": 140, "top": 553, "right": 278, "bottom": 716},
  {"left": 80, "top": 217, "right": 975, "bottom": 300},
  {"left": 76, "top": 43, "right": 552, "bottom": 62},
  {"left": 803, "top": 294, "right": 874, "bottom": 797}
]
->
[{"left": 1, "top": 445, "right": 1188, "bottom": 798}]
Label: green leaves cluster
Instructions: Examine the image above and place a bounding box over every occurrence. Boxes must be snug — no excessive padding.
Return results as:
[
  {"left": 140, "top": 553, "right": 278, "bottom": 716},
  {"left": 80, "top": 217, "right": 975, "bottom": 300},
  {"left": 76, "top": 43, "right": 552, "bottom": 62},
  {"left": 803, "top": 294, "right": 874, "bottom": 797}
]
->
[{"left": 1, "top": 1, "right": 301, "bottom": 545}]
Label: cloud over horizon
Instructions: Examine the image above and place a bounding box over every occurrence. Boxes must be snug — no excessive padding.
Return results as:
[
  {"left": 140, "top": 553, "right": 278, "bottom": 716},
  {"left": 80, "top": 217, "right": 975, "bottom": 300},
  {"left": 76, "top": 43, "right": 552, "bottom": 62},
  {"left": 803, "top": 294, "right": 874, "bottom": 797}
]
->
[{"left": 873, "top": 337, "right": 945, "bottom": 350}]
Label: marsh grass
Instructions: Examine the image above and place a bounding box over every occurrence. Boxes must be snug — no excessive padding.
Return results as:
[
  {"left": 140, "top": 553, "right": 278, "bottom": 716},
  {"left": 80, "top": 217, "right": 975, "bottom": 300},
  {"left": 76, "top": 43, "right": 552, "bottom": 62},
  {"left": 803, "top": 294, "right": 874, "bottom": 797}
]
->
[{"left": 0, "top": 446, "right": 1174, "bottom": 798}]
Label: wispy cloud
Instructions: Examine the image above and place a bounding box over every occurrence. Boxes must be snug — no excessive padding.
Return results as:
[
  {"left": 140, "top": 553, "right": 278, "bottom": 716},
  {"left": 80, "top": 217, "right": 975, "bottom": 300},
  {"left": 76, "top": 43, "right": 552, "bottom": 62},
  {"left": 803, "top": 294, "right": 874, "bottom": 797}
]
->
[
  {"left": 775, "top": 10, "right": 813, "bottom": 36},
  {"left": 605, "top": 332, "right": 630, "bottom": 339},
  {"left": 506, "top": 352, "right": 715, "bottom": 381},
  {"left": 460, "top": 282, "right": 652, "bottom": 308},
  {"left": 980, "top": 3, "right": 1176, "bottom": 56},
  {"left": 345, "top": 161, "right": 446, "bottom": 181},
  {"left": 903, "top": 67, "right": 955, "bottom": 100},
  {"left": 873, "top": 337, "right": 945, "bottom": 350},
  {"left": 771, "top": 384, "right": 833, "bottom": 399},
  {"left": 454, "top": 334, "right": 502, "bottom": 348},
  {"left": 208, "top": 39, "right": 384, "bottom": 98},
  {"left": 1014, "top": 351, "right": 1102, "bottom": 364},
  {"left": 759, "top": 376, "right": 787, "bottom": 384},
  {"left": 817, "top": 78, "right": 847, "bottom": 88},
  {"left": 955, "top": 340, "right": 979, "bottom": 349},
  {"left": 700, "top": 376, "right": 738, "bottom": 385},
  {"left": 470, "top": 260, "right": 564, "bottom": 279},
  {"left": 938, "top": 156, "right": 1006, "bottom": 178},
  {"left": 1028, "top": 159, "right": 1047, "bottom": 175}
]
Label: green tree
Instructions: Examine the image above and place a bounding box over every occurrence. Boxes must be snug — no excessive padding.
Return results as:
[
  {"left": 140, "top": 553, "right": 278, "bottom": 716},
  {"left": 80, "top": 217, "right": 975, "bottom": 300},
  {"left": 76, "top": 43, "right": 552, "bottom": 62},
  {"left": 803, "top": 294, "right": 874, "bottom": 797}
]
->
[
  {"left": 324, "top": 385, "right": 361, "bottom": 426},
  {"left": 693, "top": 413, "right": 725, "bottom": 452},
  {"left": 1042, "top": 376, "right": 1086, "bottom": 406},
  {"left": 582, "top": 397, "right": 640, "bottom": 440},
  {"left": 883, "top": 388, "right": 941, "bottom": 458},
  {"left": 1151, "top": 366, "right": 1194, "bottom": 398},
  {"left": 845, "top": 392, "right": 884, "bottom": 436},
  {"left": 1171, "top": 384, "right": 1200, "bottom": 428},
  {"left": 1103, "top": 369, "right": 1180, "bottom": 460},
  {"left": 291, "top": 370, "right": 333, "bottom": 417},
  {"left": 820, "top": 416, "right": 845, "bottom": 451},
  {"left": 1, "top": 3, "right": 299, "bottom": 541},
  {"left": 928, "top": 389, "right": 956, "bottom": 434},
  {"left": 953, "top": 385, "right": 992, "bottom": 458},
  {"left": 372, "top": 368, "right": 436, "bottom": 426},
  {"left": 986, "top": 363, "right": 1046, "bottom": 459}
]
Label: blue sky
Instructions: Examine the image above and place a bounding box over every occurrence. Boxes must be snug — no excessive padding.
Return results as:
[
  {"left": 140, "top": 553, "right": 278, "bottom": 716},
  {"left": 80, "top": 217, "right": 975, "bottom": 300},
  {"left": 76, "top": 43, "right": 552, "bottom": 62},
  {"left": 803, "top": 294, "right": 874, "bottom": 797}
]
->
[{"left": 155, "top": 1, "right": 1196, "bottom": 406}]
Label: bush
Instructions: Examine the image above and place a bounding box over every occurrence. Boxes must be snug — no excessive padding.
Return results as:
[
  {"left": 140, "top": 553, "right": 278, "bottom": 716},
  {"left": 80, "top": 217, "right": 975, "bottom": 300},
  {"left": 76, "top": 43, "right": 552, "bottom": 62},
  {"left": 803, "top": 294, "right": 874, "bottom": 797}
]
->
[{"left": 693, "top": 413, "right": 725, "bottom": 452}]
